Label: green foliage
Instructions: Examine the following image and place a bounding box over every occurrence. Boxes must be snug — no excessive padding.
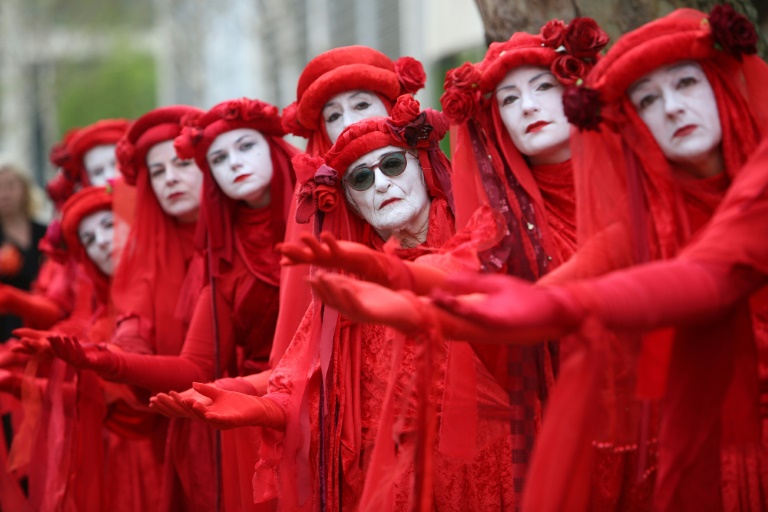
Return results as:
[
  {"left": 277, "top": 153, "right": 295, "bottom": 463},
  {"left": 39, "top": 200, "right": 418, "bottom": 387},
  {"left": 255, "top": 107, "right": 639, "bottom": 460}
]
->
[{"left": 55, "top": 48, "right": 156, "bottom": 132}]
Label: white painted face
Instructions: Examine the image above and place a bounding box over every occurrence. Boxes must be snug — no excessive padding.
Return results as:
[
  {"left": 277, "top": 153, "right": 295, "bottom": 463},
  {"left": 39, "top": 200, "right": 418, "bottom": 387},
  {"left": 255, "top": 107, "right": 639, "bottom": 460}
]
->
[
  {"left": 146, "top": 140, "right": 203, "bottom": 223},
  {"left": 207, "top": 128, "right": 272, "bottom": 208},
  {"left": 628, "top": 61, "right": 722, "bottom": 176},
  {"left": 78, "top": 209, "right": 115, "bottom": 275},
  {"left": 344, "top": 145, "right": 430, "bottom": 241},
  {"left": 495, "top": 65, "right": 571, "bottom": 166},
  {"left": 83, "top": 144, "right": 118, "bottom": 186},
  {"left": 322, "top": 90, "right": 388, "bottom": 143}
]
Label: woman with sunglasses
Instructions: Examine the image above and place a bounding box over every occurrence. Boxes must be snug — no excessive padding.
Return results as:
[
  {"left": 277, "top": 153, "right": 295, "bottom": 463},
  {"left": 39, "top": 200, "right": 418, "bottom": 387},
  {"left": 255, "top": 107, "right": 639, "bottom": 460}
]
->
[{"left": 178, "top": 96, "right": 515, "bottom": 511}]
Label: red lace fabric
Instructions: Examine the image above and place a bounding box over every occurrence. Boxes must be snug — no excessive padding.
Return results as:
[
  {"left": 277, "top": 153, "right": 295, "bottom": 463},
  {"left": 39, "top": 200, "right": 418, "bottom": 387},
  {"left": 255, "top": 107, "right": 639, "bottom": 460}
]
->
[{"left": 524, "top": 10, "right": 768, "bottom": 512}]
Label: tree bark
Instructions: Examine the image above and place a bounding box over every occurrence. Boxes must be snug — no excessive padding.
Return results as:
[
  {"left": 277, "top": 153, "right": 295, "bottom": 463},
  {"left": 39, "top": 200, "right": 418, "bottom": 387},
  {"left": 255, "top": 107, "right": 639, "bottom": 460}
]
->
[{"left": 474, "top": 0, "right": 766, "bottom": 59}]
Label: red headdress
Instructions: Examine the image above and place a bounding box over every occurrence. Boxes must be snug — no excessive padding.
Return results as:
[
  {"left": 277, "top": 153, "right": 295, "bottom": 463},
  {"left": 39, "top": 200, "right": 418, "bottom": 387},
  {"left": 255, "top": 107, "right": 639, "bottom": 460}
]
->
[
  {"left": 442, "top": 18, "right": 608, "bottom": 276},
  {"left": 111, "top": 105, "right": 204, "bottom": 355},
  {"left": 282, "top": 46, "right": 426, "bottom": 155},
  {"left": 523, "top": 8, "right": 768, "bottom": 511},
  {"left": 173, "top": 97, "right": 298, "bottom": 284},
  {"left": 63, "top": 119, "right": 130, "bottom": 186},
  {"left": 60, "top": 186, "right": 114, "bottom": 304}
]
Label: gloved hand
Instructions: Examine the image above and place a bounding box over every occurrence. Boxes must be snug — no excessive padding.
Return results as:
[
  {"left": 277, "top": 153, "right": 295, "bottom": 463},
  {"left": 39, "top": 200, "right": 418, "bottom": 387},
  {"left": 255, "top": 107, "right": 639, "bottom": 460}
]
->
[
  {"left": 309, "top": 273, "right": 426, "bottom": 334},
  {"left": 431, "top": 272, "right": 583, "bottom": 333},
  {"left": 150, "top": 387, "right": 211, "bottom": 419},
  {"left": 0, "top": 369, "right": 22, "bottom": 398},
  {"left": 278, "top": 232, "right": 406, "bottom": 287},
  {"left": 47, "top": 334, "right": 117, "bottom": 372},
  {"left": 180, "top": 382, "right": 286, "bottom": 431}
]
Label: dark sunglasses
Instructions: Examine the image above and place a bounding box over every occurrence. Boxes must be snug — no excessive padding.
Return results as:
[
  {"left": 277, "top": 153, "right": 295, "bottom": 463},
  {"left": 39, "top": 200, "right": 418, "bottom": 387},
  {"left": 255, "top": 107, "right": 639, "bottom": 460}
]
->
[{"left": 344, "top": 151, "right": 408, "bottom": 191}]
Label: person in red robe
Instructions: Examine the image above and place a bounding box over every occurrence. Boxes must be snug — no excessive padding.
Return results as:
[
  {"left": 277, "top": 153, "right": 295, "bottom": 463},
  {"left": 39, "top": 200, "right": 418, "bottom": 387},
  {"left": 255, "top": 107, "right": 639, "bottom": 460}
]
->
[{"left": 307, "top": 6, "right": 768, "bottom": 512}]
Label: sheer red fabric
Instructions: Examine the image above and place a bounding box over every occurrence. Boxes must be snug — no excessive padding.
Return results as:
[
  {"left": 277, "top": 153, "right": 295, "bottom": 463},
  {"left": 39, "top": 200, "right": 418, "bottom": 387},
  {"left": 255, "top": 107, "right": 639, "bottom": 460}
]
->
[{"left": 525, "top": 8, "right": 768, "bottom": 512}]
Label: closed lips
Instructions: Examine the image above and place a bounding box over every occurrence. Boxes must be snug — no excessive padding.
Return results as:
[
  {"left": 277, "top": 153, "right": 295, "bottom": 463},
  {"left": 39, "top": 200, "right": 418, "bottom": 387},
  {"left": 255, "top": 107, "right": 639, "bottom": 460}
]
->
[{"left": 526, "top": 121, "right": 550, "bottom": 133}]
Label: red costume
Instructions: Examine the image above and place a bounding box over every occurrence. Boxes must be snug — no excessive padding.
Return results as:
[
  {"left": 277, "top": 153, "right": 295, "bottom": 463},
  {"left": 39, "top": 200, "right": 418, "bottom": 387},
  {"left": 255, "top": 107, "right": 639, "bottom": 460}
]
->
[{"left": 440, "top": 20, "right": 608, "bottom": 500}]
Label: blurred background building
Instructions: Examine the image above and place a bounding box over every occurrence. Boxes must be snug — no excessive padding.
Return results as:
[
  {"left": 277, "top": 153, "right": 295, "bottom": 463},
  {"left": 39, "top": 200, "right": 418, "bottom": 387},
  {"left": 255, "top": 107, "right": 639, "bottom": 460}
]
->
[{"left": 0, "top": 0, "right": 486, "bottom": 188}]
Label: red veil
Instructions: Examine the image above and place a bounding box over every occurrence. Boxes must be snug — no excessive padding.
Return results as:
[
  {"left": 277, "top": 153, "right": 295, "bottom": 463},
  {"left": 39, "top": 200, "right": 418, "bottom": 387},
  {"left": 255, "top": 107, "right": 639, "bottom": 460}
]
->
[{"left": 525, "top": 7, "right": 768, "bottom": 511}]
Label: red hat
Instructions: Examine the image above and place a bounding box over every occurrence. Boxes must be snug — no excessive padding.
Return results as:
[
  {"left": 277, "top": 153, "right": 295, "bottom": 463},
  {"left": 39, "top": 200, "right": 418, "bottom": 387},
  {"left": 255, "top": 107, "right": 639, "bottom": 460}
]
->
[
  {"left": 441, "top": 18, "right": 608, "bottom": 124},
  {"left": 116, "top": 106, "right": 203, "bottom": 186},
  {"left": 173, "top": 97, "right": 284, "bottom": 171},
  {"left": 293, "top": 95, "right": 452, "bottom": 223},
  {"left": 64, "top": 119, "right": 130, "bottom": 184},
  {"left": 564, "top": 6, "right": 759, "bottom": 130},
  {"left": 282, "top": 46, "right": 426, "bottom": 136}
]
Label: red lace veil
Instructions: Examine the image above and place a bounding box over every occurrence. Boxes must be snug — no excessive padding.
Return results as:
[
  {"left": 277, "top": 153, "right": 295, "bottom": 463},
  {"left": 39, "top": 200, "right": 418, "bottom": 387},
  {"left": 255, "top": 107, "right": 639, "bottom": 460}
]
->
[
  {"left": 258, "top": 96, "right": 455, "bottom": 510},
  {"left": 111, "top": 106, "right": 204, "bottom": 356},
  {"left": 524, "top": 8, "right": 768, "bottom": 511}
]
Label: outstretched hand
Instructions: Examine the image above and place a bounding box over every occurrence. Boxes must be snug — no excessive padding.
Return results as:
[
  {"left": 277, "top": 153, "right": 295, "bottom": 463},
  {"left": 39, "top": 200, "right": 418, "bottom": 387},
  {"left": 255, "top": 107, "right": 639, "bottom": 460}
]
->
[
  {"left": 309, "top": 273, "right": 425, "bottom": 334},
  {"left": 431, "top": 272, "right": 582, "bottom": 332},
  {"left": 150, "top": 387, "right": 211, "bottom": 419},
  {"left": 181, "top": 382, "right": 286, "bottom": 431},
  {"left": 47, "top": 335, "right": 114, "bottom": 372}
]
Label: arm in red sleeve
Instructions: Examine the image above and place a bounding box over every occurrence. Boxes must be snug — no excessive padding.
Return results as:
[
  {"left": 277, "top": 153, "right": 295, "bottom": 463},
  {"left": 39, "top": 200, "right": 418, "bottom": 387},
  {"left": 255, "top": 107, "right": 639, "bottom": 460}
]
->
[
  {"left": 0, "top": 284, "right": 66, "bottom": 329},
  {"left": 99, "top": 285, "right": 236, "bottom": 393}
]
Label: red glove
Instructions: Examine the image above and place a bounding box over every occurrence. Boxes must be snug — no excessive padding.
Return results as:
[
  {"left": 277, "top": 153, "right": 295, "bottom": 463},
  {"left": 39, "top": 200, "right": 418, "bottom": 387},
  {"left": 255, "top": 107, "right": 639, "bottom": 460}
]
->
[
  {"left": 279, "top": 232, "right": 410, "bottom": 288},
  {"left": 0, "top": 285, "right": 65, "bottom": 329},
  {"left": 0, "top": 369, "right": 22, "bottom": 398},
  {"left": 150, "top": 387, "right": 211, "bottom": 419},
  {"left": 47, "top": 335, "right": 118, "bottom": 372},
  {"left": 180, "top": 382, "right": 286, "bottom": 430}
]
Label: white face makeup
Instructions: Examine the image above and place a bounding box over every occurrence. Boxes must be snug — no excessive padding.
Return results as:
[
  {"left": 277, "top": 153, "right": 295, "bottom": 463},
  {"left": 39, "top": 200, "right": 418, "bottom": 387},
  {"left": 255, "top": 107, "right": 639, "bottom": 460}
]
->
[
  {"left": 83, "top": 144, "right": 118, "bottom": 186},
  {"left": 207, "top": 128, "right": 272, "bottom": 208},
  {"left": 344, "top": 145, "right": 431, "bottom": 246},
  {"left": 495, "top": 65, "right": 571, "bottom": 166},
  {"left": 78, "top": 209, "right": 115, "bottom": 275},
  {"left": 146, "top": 140, "right": 203, "bottom": 223},
  {"left": 628, "top": 61, "right": 723, "bottom": 177},
  {"left": 322, "top": 90, "right": 388, "bottom": 143}
]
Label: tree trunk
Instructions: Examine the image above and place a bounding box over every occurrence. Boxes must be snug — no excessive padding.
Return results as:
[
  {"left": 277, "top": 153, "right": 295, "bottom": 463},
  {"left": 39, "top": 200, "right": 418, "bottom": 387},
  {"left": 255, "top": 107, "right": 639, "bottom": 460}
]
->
[{"left": 474, "top": 0, "right": 766, "bottom": 59}]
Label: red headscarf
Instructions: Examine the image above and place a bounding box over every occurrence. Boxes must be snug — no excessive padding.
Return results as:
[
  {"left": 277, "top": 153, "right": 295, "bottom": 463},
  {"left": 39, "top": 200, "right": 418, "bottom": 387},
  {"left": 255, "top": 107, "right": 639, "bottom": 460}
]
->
[
  {"left": 62, "top": 119, "right": 130, "bottom": 186},
  {"left": 282, "top": 45, "right": 426, "bottom": 156},
  {"left": 111, "top": 106, "right": 204, "bottom": 356},
  {"left": 173, "top": 98, "right": 297, "bottom": 287},
  {"left": 441, "top": 19, "right": 608, "bottom": 273}
]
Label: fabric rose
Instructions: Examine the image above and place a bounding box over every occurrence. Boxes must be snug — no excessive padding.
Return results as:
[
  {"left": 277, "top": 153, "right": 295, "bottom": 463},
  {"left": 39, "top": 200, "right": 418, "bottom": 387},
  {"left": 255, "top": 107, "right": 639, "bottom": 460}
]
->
[
  {"left": 281, "top": 102, "right": 313, "bottom": 138},
  {"left": 565, "top": 17, "right": 610, "bottom": 60},
  {"left": 540, "top": 19, "right": 567, "bottom": 49},
  {"left": 292, "top": 153, "right": 326, "bottom": 185},
  {"left": 39, "top": 220, "right": 68, "bottom": 262},
  {"left": 115, "top": 138, "right": 138, "bottom": 184},
  {"left": 223, "top": 100, "right": 244, "bottom": 121},
  {"left": 45, "top": 174, "right": 76, "bottom": 206},
  {"left": 444, "top": 62, "right": 480, "bottom": 90},
  {"left": 440, "top": 88, "right": 479, "bottom": 125},
  {"left": 709, "top": 3, "right": 758, "bottom": 61},
  {"left": 395, "top": 56, "right": 427, "bottom": 94},
  {"left": 173, "top": 125, "right": 203, "bottom": 160},
  {"left": 551, "top": 55, "right": 588, "bottom": 85},
  {"left": 389, "top": 95, "right": 421, "bottom": 127},
  {"left": 563, "top": 84, "right": 602, "bottom": 131},
  {"left": 314, "top": 184, "right": 337, "bottom": 213}
]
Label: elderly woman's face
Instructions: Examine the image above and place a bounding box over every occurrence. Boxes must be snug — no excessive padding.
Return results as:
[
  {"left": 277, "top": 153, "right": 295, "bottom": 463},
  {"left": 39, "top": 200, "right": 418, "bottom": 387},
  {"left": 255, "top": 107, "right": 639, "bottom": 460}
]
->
[
  {"left": 495, "top": 65, "right": 571, "bottom": 165},
  {"left": 207, "top": 128, "right": 273, "bottom": 208},
  {"left": 344, "top": 145, "right": 430, "bottom": 236},
  {"left": 83, "top": 144, "right": 118, "bottom": 186},
  {"left": 628, "top": 61, "right": 722, "bottom": 175},
  {"left": 322, "top": 90, "right": 388, "bottom": 143},
  {"left": 147, "top": 140, "right": 203, "bottom": 223},
  {"left": 78, "top": 209, "right": 115, "bottom": 275}
]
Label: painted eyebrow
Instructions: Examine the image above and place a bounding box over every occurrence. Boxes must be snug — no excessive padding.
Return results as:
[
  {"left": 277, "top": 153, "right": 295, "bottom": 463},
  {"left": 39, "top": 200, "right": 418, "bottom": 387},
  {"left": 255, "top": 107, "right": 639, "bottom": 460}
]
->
[
  {"left": 628, "top": 78, "right": 651, "bottom": 96},
  {"left": 324, "top": 91, "right": 370, "bottom": 109},
  {"left": 99, "top": 214, "right": 112, "bottom": 227},
  {"left": 496, "top": 72, "right": 553, "bottom": 94}
]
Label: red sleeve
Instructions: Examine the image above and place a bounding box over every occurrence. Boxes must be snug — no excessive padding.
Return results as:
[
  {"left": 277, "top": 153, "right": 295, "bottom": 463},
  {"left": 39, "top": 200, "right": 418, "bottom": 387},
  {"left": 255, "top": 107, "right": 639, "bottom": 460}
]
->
[{"left": 100, "top": 285, "right": 236, "bottom": 393}]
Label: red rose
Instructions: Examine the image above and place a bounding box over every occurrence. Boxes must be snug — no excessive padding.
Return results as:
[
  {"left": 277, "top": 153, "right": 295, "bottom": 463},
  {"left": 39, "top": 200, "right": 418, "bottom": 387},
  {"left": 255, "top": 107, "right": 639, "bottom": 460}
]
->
[
  {"left": 45, "top": 174, "right": 75, "bottom": 206},
  {"left": 179, "top": 110, "right": 202, "bottom": 128},
  {"left": 709, "top": 4, "right": 757, "bottom": 61},
  {"left": 562, "top": 84, "right": 602, "bottom": 131},
  {"left": 565, "top": 17, "right": 609, "bottom": 59},
  {"left": 444, "top": 62, "right": 480, "bottom": 90},
  {"left": 440, "top": 88, "right": 479, "bottom": 125},
  {"left": 390, "top": 94, "right": 421, "bottom": 127},
  {"left": 395, "top": 56, "right": 426, "bottom": 94},
  {"left": 281, "top": 102, "right": 313, "bottom": 139},
  {"left": 223, "top": 101, "right": 243, "bottom": 121},
  {"left": 115, "top": 139, "right": 137, "bottom": 183},
  {"left": 291, "top": 153, "right": 325, "bottom": 185},
  {"left": 540, "top": 19, "right": 567, "bottom": 49},
  {"left": 313, "top": 184, "right": 338, "bottom": 213},
  {"left": 551, "top": 55, "right": 588, "bottom": 85}
]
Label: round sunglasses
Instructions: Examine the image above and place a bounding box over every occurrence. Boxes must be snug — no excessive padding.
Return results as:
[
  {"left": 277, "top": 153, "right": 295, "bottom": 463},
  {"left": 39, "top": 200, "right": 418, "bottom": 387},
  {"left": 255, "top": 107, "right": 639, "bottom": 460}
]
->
[{"left": 344, "top": 151, "right": 408, "bottom": 191}]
